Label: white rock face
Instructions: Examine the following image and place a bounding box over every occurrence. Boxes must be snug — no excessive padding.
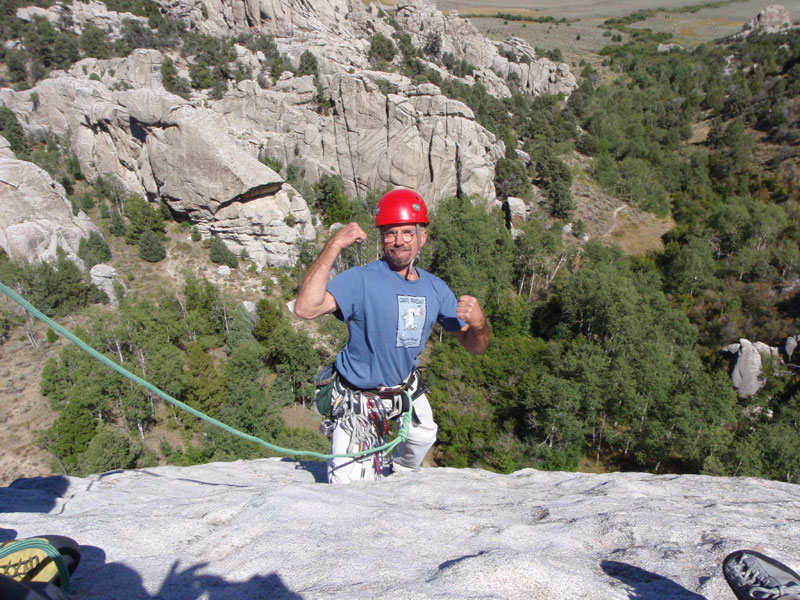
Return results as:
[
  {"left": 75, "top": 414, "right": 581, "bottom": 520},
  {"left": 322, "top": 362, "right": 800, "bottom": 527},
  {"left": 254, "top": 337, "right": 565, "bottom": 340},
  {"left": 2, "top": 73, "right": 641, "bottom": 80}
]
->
[
  {"left": 17, "top": 1, "right": 149, "bottom": 36},
  {"left": 90, "top": 264, "right": 124, "bottom": 304},
  {"left": 732, "top": 4, "right": 796, "bottom": 39},
  {"left": 785, "top": 334, "right": 800, "bottom": 363},
  {"left": 0, "top": 77, "right": 315, "bottom": 268},
  {"left": 2, "top": 459, "right": 798, "bottom": 599},
  {"left": 721, "top": 337, "right": 795, "bottom": 399},
  {"left": 0, "top": 138, "right": 98, "bottom": 266},
  {"left": 505, "top": 196, "right": 526, "bottom": 236},
  {"left": 750, "top": 4, "right": 793, "bottom": 32}
]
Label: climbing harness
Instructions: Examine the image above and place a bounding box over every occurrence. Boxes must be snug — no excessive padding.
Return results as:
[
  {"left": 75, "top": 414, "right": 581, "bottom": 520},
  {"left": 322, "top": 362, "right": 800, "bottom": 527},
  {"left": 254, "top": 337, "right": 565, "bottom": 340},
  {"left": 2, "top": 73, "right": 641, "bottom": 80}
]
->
[
  {"left": 322, "top": 369, "right": 427, "bottom": 478},
  {"left": 0, "top": 280, "right": 412, "bottom": 462}
]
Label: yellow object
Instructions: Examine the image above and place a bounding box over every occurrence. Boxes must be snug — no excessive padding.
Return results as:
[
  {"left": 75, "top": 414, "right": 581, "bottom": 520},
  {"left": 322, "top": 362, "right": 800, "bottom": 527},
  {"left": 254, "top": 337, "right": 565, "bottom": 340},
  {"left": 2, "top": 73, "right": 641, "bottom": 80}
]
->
[{"left": 0, "top": 538, "right": 60, "bottom": 584}]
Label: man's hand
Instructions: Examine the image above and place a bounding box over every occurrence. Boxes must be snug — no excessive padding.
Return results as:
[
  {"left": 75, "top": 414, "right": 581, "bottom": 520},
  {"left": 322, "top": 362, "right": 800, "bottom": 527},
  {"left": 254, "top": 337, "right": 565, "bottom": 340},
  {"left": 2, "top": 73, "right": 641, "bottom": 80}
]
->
[
  {"left": 329, "top": 222, "right": 367, "bottom": 251},
  {"left": 454, "top": 295, "right": 490, "bottom": 354},
  {"left": 457, "top": 295, "right": 486, "bottom": 330}
]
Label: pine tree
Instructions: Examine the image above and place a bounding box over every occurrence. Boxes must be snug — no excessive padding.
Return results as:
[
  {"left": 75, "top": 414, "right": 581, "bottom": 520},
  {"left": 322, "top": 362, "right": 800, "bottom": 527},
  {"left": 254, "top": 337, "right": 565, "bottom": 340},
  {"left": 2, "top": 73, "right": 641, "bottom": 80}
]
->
[
  {"left": 109, "top": 208, "right": 125, "bottom": 236},
  {"left": 138, "top": 229, "right": 166, "bottom": 262},
  {"left": 77, "top": 231, "right": 111, "bottom": 269}
]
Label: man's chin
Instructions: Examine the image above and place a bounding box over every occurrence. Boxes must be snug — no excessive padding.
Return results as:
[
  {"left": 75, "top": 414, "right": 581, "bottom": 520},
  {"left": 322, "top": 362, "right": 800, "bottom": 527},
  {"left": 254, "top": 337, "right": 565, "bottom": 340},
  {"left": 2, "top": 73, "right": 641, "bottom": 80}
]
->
[{"left": 385, "top": 252, "right": 412, "bottom": 270}]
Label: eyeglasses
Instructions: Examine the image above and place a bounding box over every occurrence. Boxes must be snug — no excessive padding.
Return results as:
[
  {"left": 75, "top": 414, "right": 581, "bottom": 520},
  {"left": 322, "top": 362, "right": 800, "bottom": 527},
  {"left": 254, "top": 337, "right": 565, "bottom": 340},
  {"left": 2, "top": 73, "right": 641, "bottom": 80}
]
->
[{"left": 382, "top": 229, "right": 417, "bottom": 243}]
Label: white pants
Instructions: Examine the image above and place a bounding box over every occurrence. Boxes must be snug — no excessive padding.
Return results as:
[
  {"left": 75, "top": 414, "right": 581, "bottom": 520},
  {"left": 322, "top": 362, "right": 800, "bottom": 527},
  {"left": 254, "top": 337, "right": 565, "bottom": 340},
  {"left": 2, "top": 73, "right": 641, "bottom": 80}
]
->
[{"left": 327, "top": 393, "right": 438, "bottom": 484}]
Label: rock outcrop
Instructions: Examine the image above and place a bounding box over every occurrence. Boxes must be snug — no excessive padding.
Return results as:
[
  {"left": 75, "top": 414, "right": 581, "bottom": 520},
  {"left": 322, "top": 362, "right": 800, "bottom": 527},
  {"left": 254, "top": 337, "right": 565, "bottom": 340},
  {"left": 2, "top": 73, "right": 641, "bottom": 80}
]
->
[
  {"left": 89, "top": 264, "right": 124, "bottom": 304},
  {"left": 17, "top": 0, "right": 149, "bottom": 37},
  {"left": 721, "top": 336, "right": 798, "bottom": 398},
  {"left": 731, "top": 4, "right": 796, "bottom": 40},
  {"left": 2, "top": 458, "right": 798, "bottom": 600},
  {"left": 0, "top": 136, "right": 98, "bottom": 267},
  {"left": 0, "top": 74, "right": 315, "bottom": 268}
]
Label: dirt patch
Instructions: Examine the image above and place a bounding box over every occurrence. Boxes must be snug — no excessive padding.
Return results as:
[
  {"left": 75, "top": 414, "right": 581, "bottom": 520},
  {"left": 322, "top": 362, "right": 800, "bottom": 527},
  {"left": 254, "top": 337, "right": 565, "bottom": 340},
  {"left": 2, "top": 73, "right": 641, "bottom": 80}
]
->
[{"left": 605, "top": 208, "right": 674, "bottom": 255}]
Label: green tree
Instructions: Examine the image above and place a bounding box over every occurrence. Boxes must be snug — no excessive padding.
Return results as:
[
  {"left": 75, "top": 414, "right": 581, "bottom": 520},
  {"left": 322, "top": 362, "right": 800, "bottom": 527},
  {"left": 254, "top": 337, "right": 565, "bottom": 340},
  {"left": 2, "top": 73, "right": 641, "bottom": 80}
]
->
[
  {"left": 494, "top": 158, "right": 531, "bottom": 200},
  {"left": 161, "top": 56, "right": 191, "bottom": 98},
  {"left": 664, "top": 236, "right": 716, "bottom": 297},
  {"left": 40, "top": 403, "right": 97, "bottom": 473},
  {"left": 18, "top": 249, "right": 107, "bottom": 317},
  {"left": 296, "top": 50, "right": 318, "bottom": 77},
  {"left": 181, "top": 274, "right": 226, "bottom": 348},
  {"left": 253, "top": 298, "right": 283, "bottom": 342},
  {"left": 109, "top": 208, "right": 126, "bottom": 236},
  {"left": 138, "top": 229, "right": 166, "bottom": 262},
  {"left": 225, "top": 304, "right": 255, "bottom": 353},
  {"left": 264, "top": 321, "right": 318, "bottom": 404},
  {"left": 80, "top": 24, "right": 112, "bottom": 59},
  {"left": 124, "top": 195, "right": 164, "bottom": 244},
  {"left": 369, "top": 32, "right": 396, "bottom": 63},
  {"left": 0, "top": 107, "right": 30, "bottom": 159},
  {"left": 182, "top": 341, "right": 225, "bottom": 418},
  {"left": 314, "top": 174, "right": 352, "bottom": 226},
  {"left": 76, "top": 423, "right": 134, "bottom": 475},
  {"left": 77, "top": 231, "right": 112, "bottom": 269},
  {"left": 427, "top": 195, "right": 514, "bottom": 314},
  {"left": 546, "top": 179, "right": 575, "bottom": 219},
  {"left": 209, "top": 236, "right": 238, "bottom": 268}
]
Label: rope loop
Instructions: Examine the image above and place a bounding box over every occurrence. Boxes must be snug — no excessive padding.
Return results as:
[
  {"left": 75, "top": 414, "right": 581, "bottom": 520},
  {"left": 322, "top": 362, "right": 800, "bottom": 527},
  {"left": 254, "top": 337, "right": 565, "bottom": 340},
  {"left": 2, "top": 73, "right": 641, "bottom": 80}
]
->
[{"left": 0, "top": 280, "right": 412, "bottom": 461}]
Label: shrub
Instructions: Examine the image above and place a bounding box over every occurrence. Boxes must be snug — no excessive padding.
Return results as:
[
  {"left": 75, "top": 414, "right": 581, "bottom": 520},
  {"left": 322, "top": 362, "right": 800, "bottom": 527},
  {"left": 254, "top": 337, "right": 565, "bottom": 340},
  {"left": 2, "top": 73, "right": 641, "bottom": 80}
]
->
[
  {"left": 138, "top": 229, "right": 166, "bottom": 262},
  {"left": 369, "top": 33, "right": 396, "bottom": 63},
  {"left": 78, "top": 231, "right": 112, "bottom": 269},
  {"left": 209, "top": 236, "right": 238, "bottom": 268}
]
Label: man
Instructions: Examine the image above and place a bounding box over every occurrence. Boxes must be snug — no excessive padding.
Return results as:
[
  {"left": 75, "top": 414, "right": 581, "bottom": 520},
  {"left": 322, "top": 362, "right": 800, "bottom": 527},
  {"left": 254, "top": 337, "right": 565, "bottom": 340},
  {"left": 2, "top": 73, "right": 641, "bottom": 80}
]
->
[{"left": 295, "top": 188, "right": 490, "bottom": 483}]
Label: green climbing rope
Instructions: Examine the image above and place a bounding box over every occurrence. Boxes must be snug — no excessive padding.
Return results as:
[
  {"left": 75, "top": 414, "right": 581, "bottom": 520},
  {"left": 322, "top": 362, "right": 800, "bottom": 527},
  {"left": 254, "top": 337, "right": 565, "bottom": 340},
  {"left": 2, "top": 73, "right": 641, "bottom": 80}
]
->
[
  {"left": 0, "top": 280, "right": 411, "bottom": 461},
  {"left": 0, "top": 538, "right": 72, "bottom": 593}
]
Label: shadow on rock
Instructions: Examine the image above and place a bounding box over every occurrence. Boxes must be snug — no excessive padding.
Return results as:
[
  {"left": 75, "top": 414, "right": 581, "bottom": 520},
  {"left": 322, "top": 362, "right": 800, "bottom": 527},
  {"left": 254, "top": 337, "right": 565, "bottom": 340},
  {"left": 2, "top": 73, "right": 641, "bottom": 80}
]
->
[
  {"left": 601, "top": 560, "right": 707, "bottom": 600},
  {"left": 285, "top": 458, "right": 328, "bottom": 484},
  {"left": 76, "top": 545, "right": 303, "bottom": 600},
  {"left": 0, "top": 475, "right": 70, "bottom": 513}
]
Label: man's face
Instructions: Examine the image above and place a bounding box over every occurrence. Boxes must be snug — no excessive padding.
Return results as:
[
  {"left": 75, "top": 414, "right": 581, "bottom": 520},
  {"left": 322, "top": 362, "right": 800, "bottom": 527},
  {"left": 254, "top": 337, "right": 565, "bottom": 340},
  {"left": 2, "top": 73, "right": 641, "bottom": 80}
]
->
[{"left": 380, "top": 223, "right": 427, "bottom": 271}]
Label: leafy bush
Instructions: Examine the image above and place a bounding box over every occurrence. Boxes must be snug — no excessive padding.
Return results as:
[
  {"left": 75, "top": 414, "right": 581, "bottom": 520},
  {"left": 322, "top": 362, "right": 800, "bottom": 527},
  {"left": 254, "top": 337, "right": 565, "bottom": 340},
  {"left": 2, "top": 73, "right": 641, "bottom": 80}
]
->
[
  {"left": 78, "top": 231, "right": 112, "bottom": 269},
  {"left": 369, "top": 32, "right": 396, "bottom": 63},
  {"left": 161, "top": 57, "right": 191, "bottom": 98},
  {"left": 296, "top": 50, "right": 318, "bottom": 77},
  {"left": 0, "top": 107, "right": 30, "bottom": 159},
  {"left": 209, "top": 236, "right": 238, "bottom": 268}
]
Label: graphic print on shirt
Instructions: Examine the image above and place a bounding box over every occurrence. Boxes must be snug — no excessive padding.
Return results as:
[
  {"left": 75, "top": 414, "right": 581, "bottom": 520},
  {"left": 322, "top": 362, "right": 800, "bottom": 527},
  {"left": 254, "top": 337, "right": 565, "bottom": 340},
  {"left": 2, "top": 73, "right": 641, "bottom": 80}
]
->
[{"left": 396, "top": 295, "right": 427, "bottom": 348}]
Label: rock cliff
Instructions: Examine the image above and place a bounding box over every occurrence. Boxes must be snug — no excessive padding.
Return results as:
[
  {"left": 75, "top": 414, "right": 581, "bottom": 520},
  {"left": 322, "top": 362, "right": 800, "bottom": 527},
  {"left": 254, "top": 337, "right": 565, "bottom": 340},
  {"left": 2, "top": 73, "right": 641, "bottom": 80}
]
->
[
  {"left": 1, "top": 0, "right": 577, "bottom": 268},
  {"left": 2, "top": 458, "right": 798, "bottom": 599},
  {"left": 0, "top": 136, "right": 98, "bottom": 267}
]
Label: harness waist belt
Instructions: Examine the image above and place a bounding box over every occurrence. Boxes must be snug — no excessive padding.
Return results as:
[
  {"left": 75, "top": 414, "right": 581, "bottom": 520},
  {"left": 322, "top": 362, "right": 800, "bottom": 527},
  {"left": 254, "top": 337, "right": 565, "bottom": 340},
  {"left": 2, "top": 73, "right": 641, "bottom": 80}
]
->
[{"left": 338, "top": 370, "right": 423, "bottom": 398}]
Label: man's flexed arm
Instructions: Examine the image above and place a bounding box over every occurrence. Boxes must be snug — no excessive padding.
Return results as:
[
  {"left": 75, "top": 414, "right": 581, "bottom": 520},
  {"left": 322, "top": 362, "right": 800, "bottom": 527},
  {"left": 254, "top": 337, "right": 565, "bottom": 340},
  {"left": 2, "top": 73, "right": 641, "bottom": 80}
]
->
[{"left": 294, "top": 223, "right": 367, "bottom": 320}]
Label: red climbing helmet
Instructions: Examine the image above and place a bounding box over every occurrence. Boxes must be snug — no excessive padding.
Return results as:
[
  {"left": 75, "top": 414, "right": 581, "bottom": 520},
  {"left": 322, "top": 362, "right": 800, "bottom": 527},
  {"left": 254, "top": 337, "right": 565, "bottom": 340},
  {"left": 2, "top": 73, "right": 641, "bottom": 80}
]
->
[{"left": 375, "top": 189, "right": 429, "bottom": 226}]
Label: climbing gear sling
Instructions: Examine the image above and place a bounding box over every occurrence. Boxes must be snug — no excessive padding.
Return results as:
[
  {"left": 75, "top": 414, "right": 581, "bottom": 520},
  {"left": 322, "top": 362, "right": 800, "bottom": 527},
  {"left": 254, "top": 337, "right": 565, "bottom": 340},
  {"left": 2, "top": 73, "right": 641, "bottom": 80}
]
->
[{"left": 321, "top": 368, "right": 428, "bottom": 478}]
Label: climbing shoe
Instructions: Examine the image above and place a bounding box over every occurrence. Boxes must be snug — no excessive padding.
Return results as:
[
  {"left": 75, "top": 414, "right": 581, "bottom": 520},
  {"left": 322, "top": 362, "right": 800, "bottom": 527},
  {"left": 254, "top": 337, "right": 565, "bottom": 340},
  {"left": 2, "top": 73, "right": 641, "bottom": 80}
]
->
[{"left": 723, "top": 550, "right": 800, "bottom": 600}]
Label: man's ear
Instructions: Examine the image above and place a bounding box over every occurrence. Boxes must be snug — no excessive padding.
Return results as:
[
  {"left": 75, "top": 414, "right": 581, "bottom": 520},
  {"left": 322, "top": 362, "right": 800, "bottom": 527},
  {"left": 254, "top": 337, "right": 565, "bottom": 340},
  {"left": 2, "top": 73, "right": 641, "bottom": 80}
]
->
[{"left": 419, "top": 227, "right": 428, "bottom": 248}]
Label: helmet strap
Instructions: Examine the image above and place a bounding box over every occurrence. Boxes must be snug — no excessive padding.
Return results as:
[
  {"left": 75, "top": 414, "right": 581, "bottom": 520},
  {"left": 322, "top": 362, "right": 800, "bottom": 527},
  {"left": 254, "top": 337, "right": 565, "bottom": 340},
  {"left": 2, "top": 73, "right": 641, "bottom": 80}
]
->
[{"left": 406, "top": 223, "right": 422, "bottom": 280}]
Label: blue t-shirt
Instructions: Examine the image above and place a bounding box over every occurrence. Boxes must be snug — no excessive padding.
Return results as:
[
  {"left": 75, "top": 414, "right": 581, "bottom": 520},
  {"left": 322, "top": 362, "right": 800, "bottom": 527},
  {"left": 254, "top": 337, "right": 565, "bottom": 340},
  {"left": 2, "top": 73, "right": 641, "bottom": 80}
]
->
[{"left": 327, "top": 258, "right": 465, "bottom": 388}]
